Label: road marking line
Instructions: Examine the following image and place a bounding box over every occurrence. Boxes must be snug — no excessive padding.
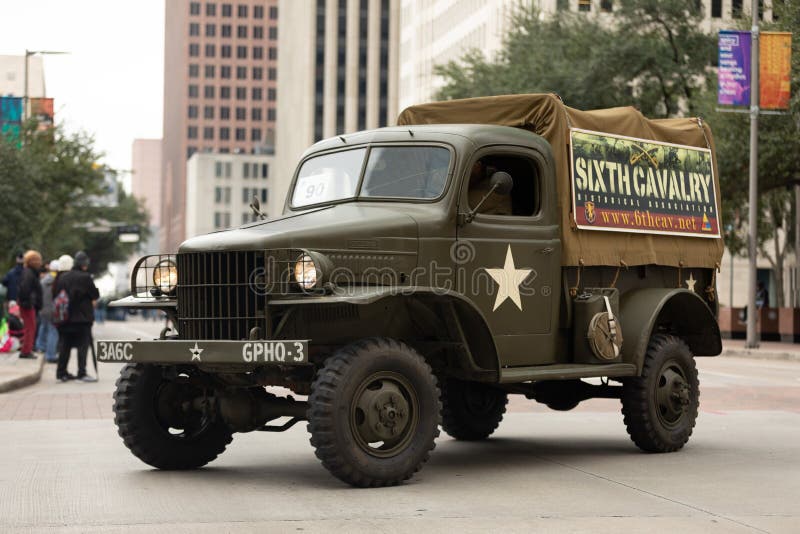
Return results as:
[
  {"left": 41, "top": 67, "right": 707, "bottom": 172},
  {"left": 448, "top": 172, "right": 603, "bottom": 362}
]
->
[{"left": 538, "top": 457, "right": 770, "bottom": 533}]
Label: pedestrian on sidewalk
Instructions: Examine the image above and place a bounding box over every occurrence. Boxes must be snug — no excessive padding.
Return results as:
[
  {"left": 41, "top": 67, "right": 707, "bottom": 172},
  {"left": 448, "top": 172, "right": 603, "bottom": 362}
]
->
[
  {"left": 55, "top": 254, "right": 74, "bottom": 283},
  {"left": 54, "top": 251, "right": 99, "bottom": 382},
  {"left": 17, "top": 250, "right": 43, "bottom": 359},
  {"left": 94, "top": 296, "right": 107, "bottom": 323},
  {"left": 756, "top": 281, "right": 769, "bottom": 309},
  {"left": 1, "top": 252, "right": 24, "bottom": 303},
  {"left": 35, "top": 260, "right": 60, "bottom": 363}
]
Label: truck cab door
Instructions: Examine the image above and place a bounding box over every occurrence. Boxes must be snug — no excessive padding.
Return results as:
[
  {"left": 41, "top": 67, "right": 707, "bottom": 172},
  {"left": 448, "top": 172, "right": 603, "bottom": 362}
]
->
[{"left": 456, "top": 146, "right": 561, "bottom": 367}]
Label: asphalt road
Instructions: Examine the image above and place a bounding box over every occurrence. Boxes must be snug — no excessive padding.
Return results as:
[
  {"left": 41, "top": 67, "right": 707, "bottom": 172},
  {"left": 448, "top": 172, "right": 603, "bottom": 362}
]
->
[{"left": 0, "top": 319, "right": 798, "bottom": 533}]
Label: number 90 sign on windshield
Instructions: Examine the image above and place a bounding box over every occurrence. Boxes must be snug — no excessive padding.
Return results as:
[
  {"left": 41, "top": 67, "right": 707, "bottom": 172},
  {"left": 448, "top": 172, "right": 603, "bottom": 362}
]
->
[
  {"left": 291, "top": 148, "right": 366, "bottom": 207},
  {"left": 293, "top": 171, "right": 341, "bottom": 206}
]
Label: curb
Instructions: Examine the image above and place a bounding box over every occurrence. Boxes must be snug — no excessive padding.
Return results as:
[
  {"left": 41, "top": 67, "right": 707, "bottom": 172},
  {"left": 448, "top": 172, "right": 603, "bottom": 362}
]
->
[
  {"left": 0, "top": 354, "right": 46, "bottom": 394},
  {"left": 721, "top": 349, "right": 800, "bottom": 362}
]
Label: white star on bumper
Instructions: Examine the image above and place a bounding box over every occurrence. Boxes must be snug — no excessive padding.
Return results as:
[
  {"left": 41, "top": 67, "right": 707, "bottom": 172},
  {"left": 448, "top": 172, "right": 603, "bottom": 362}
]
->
[{"left": 189, "top": 342, "right": 204, "bottom": 362}]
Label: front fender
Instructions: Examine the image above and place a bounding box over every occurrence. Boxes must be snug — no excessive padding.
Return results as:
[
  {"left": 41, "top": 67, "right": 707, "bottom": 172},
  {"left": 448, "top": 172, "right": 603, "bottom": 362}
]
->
[
  {"left": 270, "top": 286, "right": 500, "bottom": 376},
  {"left": 619, "top": 288, "right": 721, "bottom": 373},
  {"left": 270, "top": 286, "right": 489, "bottom": 313}
]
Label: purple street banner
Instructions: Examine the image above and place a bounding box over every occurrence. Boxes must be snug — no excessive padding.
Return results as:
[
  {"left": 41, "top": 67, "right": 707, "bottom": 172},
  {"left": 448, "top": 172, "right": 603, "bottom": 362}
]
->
[
  {"left": 760, "top": 32, "right": 792, "bottom": 110},
  {"left": 718, "top": 30, "right": 751, "bottom": 106},
  {"left": 0, "top": 96, "right": 23, "bottom": 140},
  {"left": 570, "top": 129, "right": 720, "bottom": 239}
]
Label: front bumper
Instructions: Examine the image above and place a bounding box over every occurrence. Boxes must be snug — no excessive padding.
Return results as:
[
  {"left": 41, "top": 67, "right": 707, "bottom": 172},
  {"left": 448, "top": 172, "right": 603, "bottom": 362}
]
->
[
  {"left": 96, "top": 339, "right": 310, "bottom": 365},
  {"left": 108, "top": 295, "right": 176, "bottom": 309}
]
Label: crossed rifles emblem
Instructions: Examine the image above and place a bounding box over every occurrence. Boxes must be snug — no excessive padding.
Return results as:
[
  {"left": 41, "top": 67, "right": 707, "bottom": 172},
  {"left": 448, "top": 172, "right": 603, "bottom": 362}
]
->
[{"left": 629, "top": 143, "right": 659, "bottom": 168}]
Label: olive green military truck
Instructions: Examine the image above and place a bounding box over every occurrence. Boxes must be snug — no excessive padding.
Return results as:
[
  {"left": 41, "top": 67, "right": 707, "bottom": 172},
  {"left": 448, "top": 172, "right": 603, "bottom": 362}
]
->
[{"left": 102, "top": 94, "right": 723, "bottom": 487}]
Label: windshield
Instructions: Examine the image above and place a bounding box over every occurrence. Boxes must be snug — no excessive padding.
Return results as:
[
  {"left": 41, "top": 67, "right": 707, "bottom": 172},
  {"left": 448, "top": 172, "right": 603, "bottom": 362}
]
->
[{"left": 291, "top": 146, "right": 451, "bottom": 208}]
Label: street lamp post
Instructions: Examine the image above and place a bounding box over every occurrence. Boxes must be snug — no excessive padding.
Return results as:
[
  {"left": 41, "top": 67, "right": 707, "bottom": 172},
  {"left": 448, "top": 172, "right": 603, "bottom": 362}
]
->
[
  {"left": 23, "top": 49, "right": 68, "bottom": 120},
  {"left": 745, "top": 0, "right": 760, "bottom": 349},
  {"left": 795, "top": 184, "right": 800, "bottom": 307},
  {"left": 725, "top": 224, "right": 735, "bottom": 306}
]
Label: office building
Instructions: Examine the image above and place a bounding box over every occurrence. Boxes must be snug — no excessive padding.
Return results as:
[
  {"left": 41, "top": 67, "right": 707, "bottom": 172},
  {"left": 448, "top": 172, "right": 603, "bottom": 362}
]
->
[
  {"left": 131, "top": 138, "right": 164, "bottom": 255},
  {"left": 398, "top": 0, "right": 533, "bottom": 110},
  {"left": 273, "top": 0, "right": 400, "bottom": 216},
  {"left": 162, "top": 0, "right": 280, "bottom": 251},
  {"left": 397, "top": 0, "right": 774, "bottom": 111},
  {"left": 185, "top": 152, "right": 274, "bottom": 238},
  {"left": 0, "top": 55, "right": 45, "bottom": 98}
]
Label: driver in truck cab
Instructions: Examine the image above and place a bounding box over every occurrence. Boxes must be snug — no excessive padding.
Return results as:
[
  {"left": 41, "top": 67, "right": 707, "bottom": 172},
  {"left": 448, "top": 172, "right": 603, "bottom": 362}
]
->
[{"left": 468, "top": 159, "right": 513, "bottom": 216}]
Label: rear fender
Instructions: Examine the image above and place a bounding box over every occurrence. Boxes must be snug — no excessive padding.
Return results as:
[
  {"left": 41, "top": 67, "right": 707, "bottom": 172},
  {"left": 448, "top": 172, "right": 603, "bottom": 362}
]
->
[{"left": 619, "top": 288, "right": 721, "bottom": 373}]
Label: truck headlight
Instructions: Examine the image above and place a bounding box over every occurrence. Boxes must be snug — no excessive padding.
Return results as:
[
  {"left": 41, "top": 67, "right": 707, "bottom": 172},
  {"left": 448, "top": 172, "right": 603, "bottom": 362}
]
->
[
  {"left": 293, "top": 254, "right": 318, "bottom": 290},
  {"left": 153, "top": 260, "right": 178, "bottom": 293}
]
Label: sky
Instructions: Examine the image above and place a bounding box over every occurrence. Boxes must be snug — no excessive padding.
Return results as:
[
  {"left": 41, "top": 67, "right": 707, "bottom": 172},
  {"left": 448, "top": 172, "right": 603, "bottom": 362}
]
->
[{"left": 0, "top": 0, "right": 165, "bottom": 177}]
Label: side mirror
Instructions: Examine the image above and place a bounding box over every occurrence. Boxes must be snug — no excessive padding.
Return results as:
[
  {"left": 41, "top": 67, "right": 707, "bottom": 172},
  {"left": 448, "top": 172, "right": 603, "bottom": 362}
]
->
[
  {"left": 249, "top": 196, "right": 266, "bottom": 220},
  {"left": 490, "top": 171, "right": 513, "bottom": 195},
  {"left": 461, "top": 171, "right": 515, "bottom": 225}
]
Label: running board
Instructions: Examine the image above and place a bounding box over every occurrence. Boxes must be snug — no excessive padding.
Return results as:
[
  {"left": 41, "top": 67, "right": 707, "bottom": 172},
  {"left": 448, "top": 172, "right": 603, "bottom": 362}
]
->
[{"left": 499, "top": 363, "right": 638, "bottom": 383}]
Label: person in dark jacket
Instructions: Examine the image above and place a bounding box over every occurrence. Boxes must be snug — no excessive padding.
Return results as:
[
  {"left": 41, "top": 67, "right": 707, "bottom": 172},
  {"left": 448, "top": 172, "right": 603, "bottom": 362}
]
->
[
  {"left": 1, "top": 252, "right": 24, "bottom": 302},
  {"left": 54, "top": 251, "right": 100, "bottom": 382},
  {"left": 17, "top": 250, "right": 43, "bottom": 359}
]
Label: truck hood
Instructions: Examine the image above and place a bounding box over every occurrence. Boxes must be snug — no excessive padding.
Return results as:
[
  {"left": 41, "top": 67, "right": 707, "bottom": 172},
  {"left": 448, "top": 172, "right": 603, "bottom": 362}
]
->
[{"left": 178, "top": 203, "right": 419, "bottom": 255}]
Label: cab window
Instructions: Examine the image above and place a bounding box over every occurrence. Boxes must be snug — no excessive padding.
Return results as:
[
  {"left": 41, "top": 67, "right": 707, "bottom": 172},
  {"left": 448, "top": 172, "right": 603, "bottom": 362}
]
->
[{"left": 468, "top": 155, "right": 540, "bottom": 217}]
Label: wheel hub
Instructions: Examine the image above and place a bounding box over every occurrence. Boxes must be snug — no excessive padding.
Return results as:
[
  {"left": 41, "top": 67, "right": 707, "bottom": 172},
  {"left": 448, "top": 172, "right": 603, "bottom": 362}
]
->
[
  {"left": 351, "top": 372, "right": 418, "bottom": 457},
  {"left": 655, "top": 362, "right": 691, "bottom": 427},
  {"left": 358, "top": 382, "right": 410, "bottom": 441},
  {"left": 154, "top": 379, "right": 208, "bottom": 438},
  {"left": 377, "top": 394, "right": 406, "bottom": 430},
  {"left": 671, "top": 382, "right": 691, "bottom": 406}
]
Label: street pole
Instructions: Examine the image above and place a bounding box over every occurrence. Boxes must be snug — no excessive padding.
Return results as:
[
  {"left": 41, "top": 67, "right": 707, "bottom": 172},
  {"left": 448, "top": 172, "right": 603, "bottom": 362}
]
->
[
  {"left": 23, "top": 50, "right": 30, "bottom": 120},
  {"left": 730, "top": 248, "right": 734, "bottom": 307},
  {"left": 795, "top": 184, "right": 800, "bottom": 307},
  {"left": 22, "top": 50, "right": 68, "bottom": 121},
  {"left": 745, "top": 0, "right": 760, "bottom": 349}
]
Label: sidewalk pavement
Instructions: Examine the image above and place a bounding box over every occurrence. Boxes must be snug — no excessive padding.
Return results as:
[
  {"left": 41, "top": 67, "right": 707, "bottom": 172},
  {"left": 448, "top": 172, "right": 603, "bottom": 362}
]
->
[
  {"left": 0, "top": 352, "right": 45, "bottom": 394},
  {"left": 721, "top": 338, "right": 800, "bottom": 362}
]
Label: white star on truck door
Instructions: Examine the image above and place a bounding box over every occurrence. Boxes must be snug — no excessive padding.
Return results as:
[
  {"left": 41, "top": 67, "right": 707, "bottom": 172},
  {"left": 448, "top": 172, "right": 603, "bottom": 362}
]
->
[{"left": 484, "top": 245, "right": 533, "bottom": 311}]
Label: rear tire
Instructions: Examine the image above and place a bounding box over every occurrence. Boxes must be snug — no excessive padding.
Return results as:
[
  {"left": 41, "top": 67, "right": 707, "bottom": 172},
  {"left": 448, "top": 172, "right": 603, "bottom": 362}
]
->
[
  {"left": 307, "top": 338, "right": 440, "bottom": 487},
  {"left": 113, "top": 364, "right": 233, "bottom": 470},
  {"left": 621, "top": 335, "right": 699, "bottom": 453},
  {"left": 441, "top": 378, "right": 507, "bottom": 440}
]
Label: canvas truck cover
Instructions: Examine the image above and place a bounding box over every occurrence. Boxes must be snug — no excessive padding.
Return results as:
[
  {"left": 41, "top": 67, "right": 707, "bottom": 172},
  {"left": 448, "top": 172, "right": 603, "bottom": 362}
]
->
[{"left": 397, "top": 93, "right": 724, "bottom": 269}]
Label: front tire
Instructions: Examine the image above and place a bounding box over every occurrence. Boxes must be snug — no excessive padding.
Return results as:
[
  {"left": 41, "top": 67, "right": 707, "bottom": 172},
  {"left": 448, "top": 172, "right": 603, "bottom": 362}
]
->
[
  {"left": 307, "top": 338, "right": 441, "bottom": 487},
  {"left": 621, "top": 335, "right": 699, "bottom": 453},
  {"left": 113, "top": 364, "right": 233, "bottom": 470},
  {"left": 441, "top": 378, "right": 507, "bottom": 440}
]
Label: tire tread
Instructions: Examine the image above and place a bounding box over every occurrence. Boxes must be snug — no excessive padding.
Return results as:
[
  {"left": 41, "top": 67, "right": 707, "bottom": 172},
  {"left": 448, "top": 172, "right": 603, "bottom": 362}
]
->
[
  {"left": 113, "top": 363, "right": 233, "bottom": 470},
  {"left": 307, "top": 337, "right": 441, "bottom": 487},
  {"left": 621, "top": 334, "right": 699, "bottom": 453},
  {"left": 441, "top": 379, "right": 507, "bottom": 440}
]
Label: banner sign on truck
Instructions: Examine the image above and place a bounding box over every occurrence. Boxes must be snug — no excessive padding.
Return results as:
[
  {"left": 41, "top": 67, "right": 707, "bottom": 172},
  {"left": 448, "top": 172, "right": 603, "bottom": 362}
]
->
[
  {"left": 718, "top": 30, "right": 752, "bottom": 107},
  {"left": 570, "top": 128, "right": 720, "bottom": 239}
]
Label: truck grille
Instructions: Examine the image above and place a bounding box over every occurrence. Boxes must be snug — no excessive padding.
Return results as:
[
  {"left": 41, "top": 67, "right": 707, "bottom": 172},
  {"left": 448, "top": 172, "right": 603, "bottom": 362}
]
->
[
  {"left": 176, "top": 251, "right": 266, "bottom": 340},
  {"left": 176, "top": 249, "right": 315, "bottom": 340}
]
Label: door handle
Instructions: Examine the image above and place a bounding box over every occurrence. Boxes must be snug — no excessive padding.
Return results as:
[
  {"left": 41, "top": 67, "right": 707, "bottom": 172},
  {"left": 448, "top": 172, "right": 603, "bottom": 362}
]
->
[{"left": 541, "top": 247, "right": 554, "bottom": 254}]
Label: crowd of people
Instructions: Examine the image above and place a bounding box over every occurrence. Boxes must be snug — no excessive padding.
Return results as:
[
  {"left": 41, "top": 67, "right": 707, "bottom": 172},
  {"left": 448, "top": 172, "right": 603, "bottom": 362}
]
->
[{"left": 1, "top": 250, "right": 100, "bottom": 382}]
